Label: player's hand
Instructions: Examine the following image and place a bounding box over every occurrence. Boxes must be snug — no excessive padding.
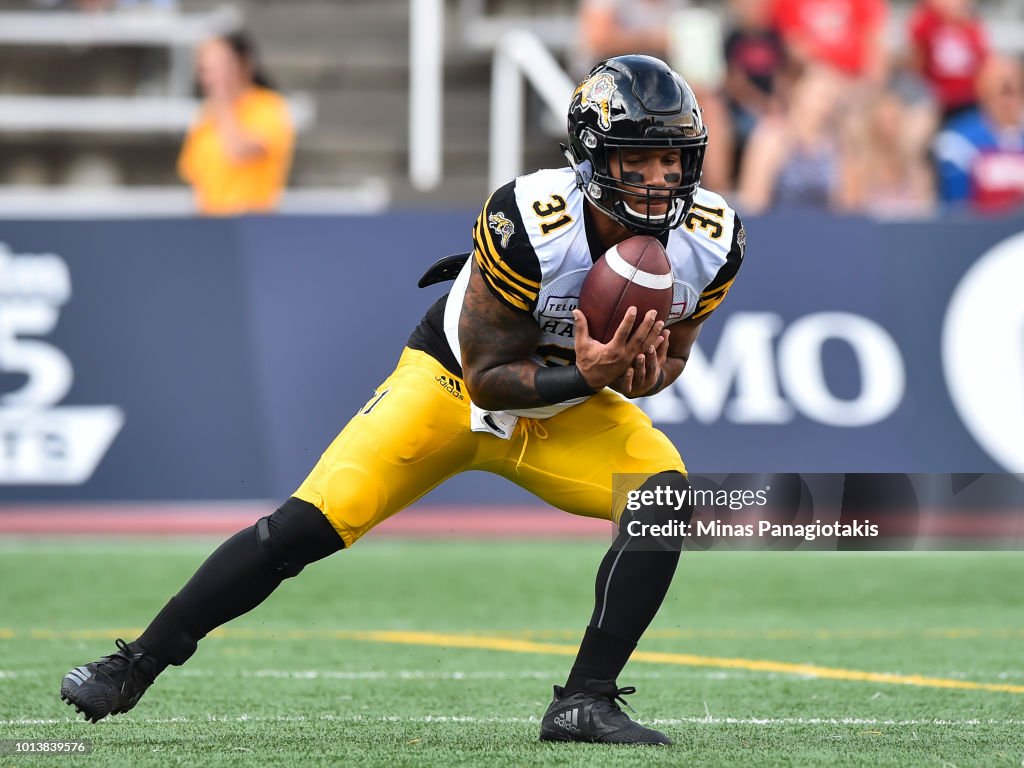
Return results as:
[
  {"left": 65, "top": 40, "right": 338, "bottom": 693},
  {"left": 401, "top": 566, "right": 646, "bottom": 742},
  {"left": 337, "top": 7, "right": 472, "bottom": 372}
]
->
[
  {"left": 573, "top": 307, "right": 663, "bottom": 390},
  {"left": 610, "top": 326, "right": 670, "bottom": 397}
]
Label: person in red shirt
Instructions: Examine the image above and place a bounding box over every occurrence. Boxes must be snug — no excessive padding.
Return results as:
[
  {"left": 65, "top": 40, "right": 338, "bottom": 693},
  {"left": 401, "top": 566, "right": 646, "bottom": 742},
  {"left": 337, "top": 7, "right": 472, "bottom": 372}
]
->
[
  {"left": 772, "top": 0, "right": 888, "bottom": 83},
  {"left": 907, "top": 0, "right": 989, "bottom": 123}
]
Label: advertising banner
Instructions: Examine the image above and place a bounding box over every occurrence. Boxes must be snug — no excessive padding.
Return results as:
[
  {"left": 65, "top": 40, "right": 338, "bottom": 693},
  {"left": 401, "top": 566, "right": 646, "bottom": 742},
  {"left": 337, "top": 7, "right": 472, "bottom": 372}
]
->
[{"left": 0, "top": 212, "right": 1021, "bottom": 503}]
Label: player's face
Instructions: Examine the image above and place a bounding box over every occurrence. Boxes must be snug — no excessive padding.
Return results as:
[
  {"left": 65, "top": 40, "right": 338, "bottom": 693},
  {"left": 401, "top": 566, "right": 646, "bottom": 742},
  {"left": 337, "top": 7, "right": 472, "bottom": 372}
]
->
[{"left": 608, "top": 148, "right": 684, "bottom": 217}]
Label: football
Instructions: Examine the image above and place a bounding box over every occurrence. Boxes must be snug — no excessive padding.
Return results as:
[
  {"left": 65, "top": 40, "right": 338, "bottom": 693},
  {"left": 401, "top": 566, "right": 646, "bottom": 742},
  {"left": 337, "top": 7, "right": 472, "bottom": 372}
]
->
[{"left": 577, "top": 235, "right": 674, "bottom": 344}]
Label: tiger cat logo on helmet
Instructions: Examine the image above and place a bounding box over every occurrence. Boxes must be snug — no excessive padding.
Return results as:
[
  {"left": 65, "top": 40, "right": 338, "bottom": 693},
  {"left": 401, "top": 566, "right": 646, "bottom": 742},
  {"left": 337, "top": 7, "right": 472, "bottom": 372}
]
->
[
  {"left": 487, "top": 212, "right": 515, "bottom": 248},
  {"left": 577, "top": 72, "right": 617, "bottom": 131}
]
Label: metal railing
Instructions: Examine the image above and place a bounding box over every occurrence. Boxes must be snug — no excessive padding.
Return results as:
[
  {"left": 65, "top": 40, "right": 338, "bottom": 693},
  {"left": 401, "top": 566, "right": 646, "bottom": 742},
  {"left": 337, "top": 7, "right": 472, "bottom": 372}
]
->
[
  {"left": 488, "top": 29, "right": 574, "bottom": 192},
  {"left": 408, "top": 0, "right": 575, "bottom": 192},
  {"left": 0, "top": 93, "right": 315, "bottom": 134},
  {"left": 0, "top": 6, "right": 242, "bottom": 97},
  {"left": 0, "top": 6, "right": 240, "bottom": 46},
  {"left": 0, "top": 181, "right": 391, "bottom": 218},
  {"left": 409, "top": 0, "right": 444, "bottom": 191}
]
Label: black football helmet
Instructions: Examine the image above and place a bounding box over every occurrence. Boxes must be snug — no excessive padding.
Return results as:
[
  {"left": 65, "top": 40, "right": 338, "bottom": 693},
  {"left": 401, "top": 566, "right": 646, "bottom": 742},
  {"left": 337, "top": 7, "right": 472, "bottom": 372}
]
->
[{"left": 565, "top": 55, "right": 707, "bottom": 235}]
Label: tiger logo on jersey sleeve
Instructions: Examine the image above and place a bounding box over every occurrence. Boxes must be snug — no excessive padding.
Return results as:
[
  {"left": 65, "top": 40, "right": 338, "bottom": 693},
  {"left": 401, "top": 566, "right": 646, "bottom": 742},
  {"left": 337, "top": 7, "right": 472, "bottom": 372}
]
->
[
  {"left": 487, "top": 212, "right": 515, "bottom": 248},
  {"left": 472, "top": 183, "right": 542, "bottom": 313}
]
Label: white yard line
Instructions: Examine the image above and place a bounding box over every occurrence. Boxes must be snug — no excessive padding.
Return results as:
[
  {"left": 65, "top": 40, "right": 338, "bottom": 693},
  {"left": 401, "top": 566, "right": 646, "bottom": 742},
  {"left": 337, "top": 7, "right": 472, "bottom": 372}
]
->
[
  {"left": 229, "top": 668, "right": 766, "bottom": 681},
  {"left": 16, "top": 666, "right": 1019, "bottom": 682},
  {"left": 5, "top": 714, "right": 1024, "bottom": 727}
]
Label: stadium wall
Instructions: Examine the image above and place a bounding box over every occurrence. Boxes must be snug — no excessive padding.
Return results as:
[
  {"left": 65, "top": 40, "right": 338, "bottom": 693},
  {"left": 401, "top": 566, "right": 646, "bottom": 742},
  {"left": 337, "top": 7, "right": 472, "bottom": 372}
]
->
[{"left": 0, "top": 211, "right": 1021, "bottom": 503}]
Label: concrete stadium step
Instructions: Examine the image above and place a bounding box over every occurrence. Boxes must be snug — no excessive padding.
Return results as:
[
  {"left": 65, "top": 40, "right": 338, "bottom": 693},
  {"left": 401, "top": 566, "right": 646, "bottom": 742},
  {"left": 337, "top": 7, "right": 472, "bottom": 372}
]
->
[
  {"left": 245, "top": 0, "right": 409, "bottom": 50},
  {"left": 13, "top": 0, "right": 569, "bottom": 202}
]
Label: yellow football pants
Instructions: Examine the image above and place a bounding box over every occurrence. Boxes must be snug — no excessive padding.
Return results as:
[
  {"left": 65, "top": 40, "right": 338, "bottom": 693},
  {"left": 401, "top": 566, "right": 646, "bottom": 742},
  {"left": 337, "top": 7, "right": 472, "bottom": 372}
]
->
[{"left": 294, "top": 348, "right": 686, "bottom": 547}]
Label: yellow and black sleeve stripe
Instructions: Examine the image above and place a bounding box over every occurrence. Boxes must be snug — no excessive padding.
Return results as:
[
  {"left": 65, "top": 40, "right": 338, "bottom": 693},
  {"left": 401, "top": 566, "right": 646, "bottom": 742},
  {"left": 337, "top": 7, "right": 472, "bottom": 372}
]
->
[
  {"left": 691, "top": 214, "right": 745, "bottom": 321},
  {"left": 472, "top": 182, "right": 542, "bottom": 314}
]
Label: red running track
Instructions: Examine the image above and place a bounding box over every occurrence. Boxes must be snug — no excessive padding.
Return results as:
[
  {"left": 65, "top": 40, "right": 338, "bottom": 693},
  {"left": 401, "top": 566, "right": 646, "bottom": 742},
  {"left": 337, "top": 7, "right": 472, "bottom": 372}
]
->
[
  {"left": 0, "top": 502, "right": 614, "bottom": 538},
  {"left": 0, "top": 503, "right": 1019, "bottom": 541}
]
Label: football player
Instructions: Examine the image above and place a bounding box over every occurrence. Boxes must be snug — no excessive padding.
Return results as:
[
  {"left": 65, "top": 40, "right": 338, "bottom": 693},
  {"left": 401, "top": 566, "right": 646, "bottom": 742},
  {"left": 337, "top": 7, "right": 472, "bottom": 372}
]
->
[{"left": 61, "top": 54, "right": 744, "bottom": 746}]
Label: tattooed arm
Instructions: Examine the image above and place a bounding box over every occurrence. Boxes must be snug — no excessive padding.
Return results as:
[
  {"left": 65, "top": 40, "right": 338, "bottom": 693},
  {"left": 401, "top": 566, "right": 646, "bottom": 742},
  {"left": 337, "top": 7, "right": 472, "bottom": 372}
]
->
[
  {"left": 459, "top": 259, "right": 547, "bottom": 411},
  {"left": 460, "top": 260, "right": 663, "bottom": 410}
]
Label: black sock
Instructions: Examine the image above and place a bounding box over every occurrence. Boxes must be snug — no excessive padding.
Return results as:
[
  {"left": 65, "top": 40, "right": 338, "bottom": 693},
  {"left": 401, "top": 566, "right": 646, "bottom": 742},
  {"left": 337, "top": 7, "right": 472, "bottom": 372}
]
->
[
  {"left": 134, "top": 596, "right": 202, "bottom": 674},
  {"left": 563, "top": 543, "right": 680, "bottom": 693},
  {"left": 564, "top": 625, "right": 636, "bottom": 694},
  {"left": 564, "top": 472, "right": 689, "bottom": 693},
  {"left": 589, "top": 538, "right": 681, "bottom": 641},
  {"left": 134, "top": 499, "right": 343, "bottom": 672}
]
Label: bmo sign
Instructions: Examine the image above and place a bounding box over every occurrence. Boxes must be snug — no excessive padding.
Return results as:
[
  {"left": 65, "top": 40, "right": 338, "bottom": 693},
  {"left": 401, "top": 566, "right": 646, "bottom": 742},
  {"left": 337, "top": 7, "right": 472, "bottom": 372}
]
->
[
  {"left": 642, "top": 225, "right": 1024, "bottom": 474},
  {"left": 0, "top": 212, "right": 1020, "bottom": 500},
  {"left": 644, "top": 312, "right": 905, "bottom": 428}
]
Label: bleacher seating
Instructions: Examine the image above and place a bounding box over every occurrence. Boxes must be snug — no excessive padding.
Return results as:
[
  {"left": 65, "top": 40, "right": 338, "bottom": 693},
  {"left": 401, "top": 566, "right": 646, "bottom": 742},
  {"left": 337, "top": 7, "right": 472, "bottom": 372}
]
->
[
  {"left": 0, "top": 2, "right": 327, "bottom": 206},
  {"left": 2, "top": 0, "right": 1022, "bottom": 209}
]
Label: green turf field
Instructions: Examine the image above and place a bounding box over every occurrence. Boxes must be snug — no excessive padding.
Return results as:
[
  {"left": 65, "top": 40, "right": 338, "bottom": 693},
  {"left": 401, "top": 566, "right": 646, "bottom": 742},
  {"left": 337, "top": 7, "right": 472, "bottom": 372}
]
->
[{"left": 1, "top": 538, "right": 1022, "bottom": 767}]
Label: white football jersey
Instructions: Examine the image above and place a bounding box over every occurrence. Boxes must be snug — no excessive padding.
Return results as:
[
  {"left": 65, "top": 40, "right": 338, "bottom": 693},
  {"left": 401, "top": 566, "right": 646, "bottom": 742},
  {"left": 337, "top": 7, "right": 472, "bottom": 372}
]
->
[{"left": 443, "top": 166, "right": 745, "bottom": 418}]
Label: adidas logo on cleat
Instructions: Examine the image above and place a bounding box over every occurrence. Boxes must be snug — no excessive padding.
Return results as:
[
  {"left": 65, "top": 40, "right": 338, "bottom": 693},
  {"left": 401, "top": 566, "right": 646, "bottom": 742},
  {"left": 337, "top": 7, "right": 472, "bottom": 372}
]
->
[
  {"left": 64, "top": 667, "right": 92, "bottom": 687},
  {"left": 553, "top": 708, "right": 581, "bottom": 734}
]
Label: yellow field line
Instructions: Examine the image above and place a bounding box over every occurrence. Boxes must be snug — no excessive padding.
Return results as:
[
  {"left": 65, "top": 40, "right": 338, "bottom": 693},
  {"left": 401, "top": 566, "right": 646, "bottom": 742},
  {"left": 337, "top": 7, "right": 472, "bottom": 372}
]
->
[
  {"left": 460, "top": 628, "right": 1024, "bottom": 641},
  {"left": 344, "top": 630, "right": 1024, "bottom": 695},
  {"left": 11, "top": 626, "right": 1024, "bottom": 642},
  {"left": 6, "top": 627, "right": 1023, "bottom": 694}
]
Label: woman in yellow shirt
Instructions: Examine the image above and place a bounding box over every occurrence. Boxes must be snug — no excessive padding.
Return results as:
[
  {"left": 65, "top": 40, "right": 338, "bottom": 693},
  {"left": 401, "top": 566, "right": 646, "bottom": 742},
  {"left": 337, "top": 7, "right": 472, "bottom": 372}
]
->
[{"left": 178, "top": 33, "right": 295, "bottom": 216}]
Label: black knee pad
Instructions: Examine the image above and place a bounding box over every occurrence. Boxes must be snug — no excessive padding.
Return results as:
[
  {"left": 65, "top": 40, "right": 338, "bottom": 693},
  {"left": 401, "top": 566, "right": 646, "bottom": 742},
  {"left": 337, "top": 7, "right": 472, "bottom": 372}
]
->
[
  {"left": 256, "top": 497, "right": 345, "bottom": 578},
  {"left": 618, "top": 470, "right": 693, "bottom": 551}
]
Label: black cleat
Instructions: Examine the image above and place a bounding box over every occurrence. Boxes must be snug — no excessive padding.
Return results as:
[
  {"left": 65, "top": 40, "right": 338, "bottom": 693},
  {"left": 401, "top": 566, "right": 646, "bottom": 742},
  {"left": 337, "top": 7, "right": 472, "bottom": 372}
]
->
[
  {"left": 60, "top": 639, "right": 158, "bottom": 723},
  {"left": 539, "top": 679, "right": 672, "bottom": 745}
]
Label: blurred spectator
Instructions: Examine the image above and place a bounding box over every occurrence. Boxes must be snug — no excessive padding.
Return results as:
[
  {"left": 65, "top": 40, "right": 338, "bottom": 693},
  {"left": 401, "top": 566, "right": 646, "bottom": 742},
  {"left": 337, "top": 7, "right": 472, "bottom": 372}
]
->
[
  {"left": 737, "top": 66, "right": 858, "bottom": 212},
  {"left": 848, "top": 89, "right": 937, "bottom": 218},
  {"left": 772, "top": 0, "right": 888, "bottom": 85},
  {"left": 907, "top": 0, "right": 988, "bottom": 124},
  {"left": 575, "top": 0, "right": 685, "bottom": 73},
  {"left": 575, "top": 0, "right": 734, "bottom": 192},
  {"left": 934, "top": 55, "right": 1024, "bottom": 213},
  {"left": 178, "top": 33, "right": 294, "bottom": 216},
  {"left": 722, "top": 0, "right": 788, "bottom": 178}
]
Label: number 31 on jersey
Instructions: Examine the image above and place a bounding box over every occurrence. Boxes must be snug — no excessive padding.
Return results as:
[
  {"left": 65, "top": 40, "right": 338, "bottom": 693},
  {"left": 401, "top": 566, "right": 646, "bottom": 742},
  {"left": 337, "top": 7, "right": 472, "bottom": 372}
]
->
[{"left": 533, "top": 195, "right": 574, "bottom": 236}]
